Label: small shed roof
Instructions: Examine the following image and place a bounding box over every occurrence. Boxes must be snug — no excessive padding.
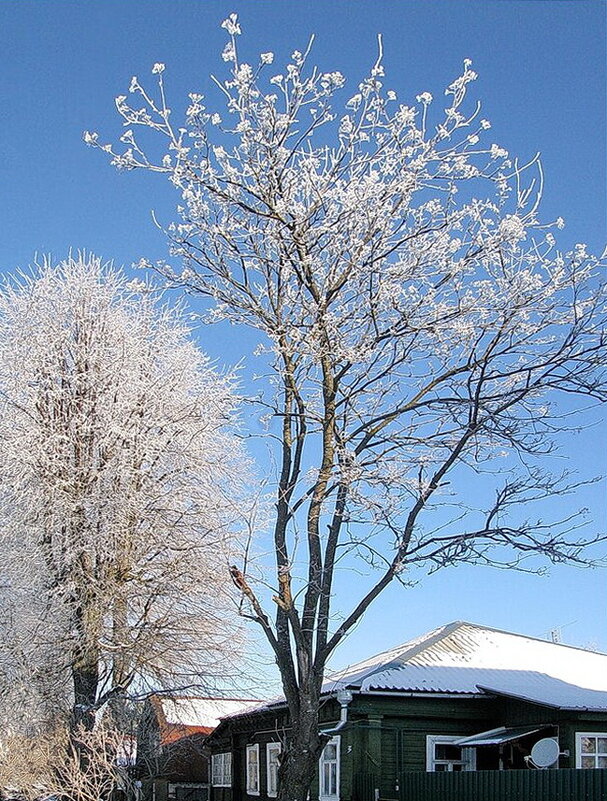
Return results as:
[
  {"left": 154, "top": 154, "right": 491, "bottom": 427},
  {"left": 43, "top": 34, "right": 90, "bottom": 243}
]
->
[
  {"left": 151, "top": 696, "right": 260, "bottom": 744},
  {"left": 455, "top": 726, "right": 543, "bottom": 747},
  {"left": 159, "top": 697, "right": 260, "bottom": 728}
]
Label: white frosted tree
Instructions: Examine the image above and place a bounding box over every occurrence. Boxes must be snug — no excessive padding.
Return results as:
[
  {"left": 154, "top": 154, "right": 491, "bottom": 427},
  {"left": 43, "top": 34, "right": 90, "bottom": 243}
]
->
[
  {"left": 89, "top": 17, "right": 607, "bottom": 801},
  {"left": 0, "top": 255, "right": 247, "bottom": 736}
]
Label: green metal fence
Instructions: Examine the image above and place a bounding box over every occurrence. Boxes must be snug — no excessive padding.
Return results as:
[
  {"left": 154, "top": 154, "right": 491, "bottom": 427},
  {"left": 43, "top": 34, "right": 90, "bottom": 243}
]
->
[
  {"left": 396, "top": 769, "right": 607, "bottom": 801},
  {"left": 353, "top": 772, "right": 380, "bottom": 801}
]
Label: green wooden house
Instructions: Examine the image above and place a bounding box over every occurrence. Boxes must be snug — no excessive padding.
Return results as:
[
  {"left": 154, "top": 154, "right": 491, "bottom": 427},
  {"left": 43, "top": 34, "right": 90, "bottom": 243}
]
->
[{"left": 206, "top": 622, "right": 607, "bottom": 801}]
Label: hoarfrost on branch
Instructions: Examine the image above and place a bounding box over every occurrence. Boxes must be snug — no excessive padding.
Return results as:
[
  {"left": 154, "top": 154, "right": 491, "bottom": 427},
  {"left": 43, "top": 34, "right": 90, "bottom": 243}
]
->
[{"left": 0, "top": 255, "right": 248, "bottom": 736}]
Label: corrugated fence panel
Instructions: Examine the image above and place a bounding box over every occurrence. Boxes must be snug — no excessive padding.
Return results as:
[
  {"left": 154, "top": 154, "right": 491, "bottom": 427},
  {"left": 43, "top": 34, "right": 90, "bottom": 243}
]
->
[
  {"left": 353, "top": 771, "right": 379, "bottom": 801},
  {"left": 394, "top": 769, "right": 607, "bottom": 801}
]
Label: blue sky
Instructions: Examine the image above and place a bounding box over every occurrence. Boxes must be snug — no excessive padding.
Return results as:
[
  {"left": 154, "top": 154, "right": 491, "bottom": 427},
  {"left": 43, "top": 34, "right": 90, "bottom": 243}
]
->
[{"left": 1, "top": 0, "right": 606, "bottom": 670}]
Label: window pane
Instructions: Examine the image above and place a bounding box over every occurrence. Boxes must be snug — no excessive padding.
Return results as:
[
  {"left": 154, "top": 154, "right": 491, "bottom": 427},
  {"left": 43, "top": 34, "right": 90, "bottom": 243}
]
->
[
  {"left": 598, "top": 738, "right": 607, "bottom": 753},
  {"left": 598, "top": 756, "right": 607, "bottom": 769},
  {"left": 323, "top": 763, "right": 330, "bottom": 793},
  {"left": 582, "top": 756, "right": 596, "bottom": 769},
  {"left": 247, "top": 746, "right": 259, "bottom": 792},
  {"left": 325, "top": 744, "right": 337, "bottom": 760},
  {"left": 435, "top": 743, "right": 462, "bottom": 760},
  {"left": 582, "top": 737, "right": 596, "bottom": 754},
  {"left": 321, "top": 760, "right": 337, "bottom": 796},
  {"left": 225, "top": 753, "right": 232, "bottom": 786},
  {"left": 268, "top": 745, "right": 280, "bottom": 796}
]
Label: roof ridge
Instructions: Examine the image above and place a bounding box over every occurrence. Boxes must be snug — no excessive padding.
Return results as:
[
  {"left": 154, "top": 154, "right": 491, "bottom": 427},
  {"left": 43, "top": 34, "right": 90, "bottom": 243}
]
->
[
  {"left": 328, "top": 621, "right": 465, "bottom": 684},
  {"left": 455, "top": 621, "right": 607, "bottom": 657},
  {"left": 393, "top": 621, "right": 465, "bottom": 664}
]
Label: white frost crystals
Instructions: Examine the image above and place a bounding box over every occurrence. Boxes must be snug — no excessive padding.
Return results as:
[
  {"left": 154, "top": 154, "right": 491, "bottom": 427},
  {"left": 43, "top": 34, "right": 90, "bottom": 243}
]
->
[
  {"left": 87, "top": 16, "right": 607, "bottom": 597},
  {"left": 0, "top": 254, "right": 248, "bottom": 730}
]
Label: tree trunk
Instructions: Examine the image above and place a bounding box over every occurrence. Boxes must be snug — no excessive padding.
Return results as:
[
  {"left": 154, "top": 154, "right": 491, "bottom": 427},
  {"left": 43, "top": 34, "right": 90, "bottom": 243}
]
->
[
  {"left": 109, "top": 592, "right": 130, "bottom": 729},
  {"left": 278, "top": 698, "right": 324, "bottom": 801},
  {"left": 71, "top": 600, "right": 100, "bottom": 732},
  {"left": 70, "top": 659, "right": 99, "bottom": 775},
  {"left": 71, "top": 660, "right": 99, "bottom": 731}
]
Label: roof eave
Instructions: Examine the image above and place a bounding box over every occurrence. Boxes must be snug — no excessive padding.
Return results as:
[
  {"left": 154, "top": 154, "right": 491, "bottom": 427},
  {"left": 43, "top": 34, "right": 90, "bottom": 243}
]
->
[{"left": 323, "top": 685, "right": 489, "bottom": 699}]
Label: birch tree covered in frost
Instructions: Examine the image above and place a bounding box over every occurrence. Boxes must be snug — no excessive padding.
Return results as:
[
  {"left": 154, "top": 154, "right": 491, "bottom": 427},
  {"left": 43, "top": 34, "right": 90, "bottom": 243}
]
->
[
  {"left": 0, "top": 255, "right": 246, "bottom": 734},
  {"left": 90, "top": 16, "right": 607, "bottom": 800}
]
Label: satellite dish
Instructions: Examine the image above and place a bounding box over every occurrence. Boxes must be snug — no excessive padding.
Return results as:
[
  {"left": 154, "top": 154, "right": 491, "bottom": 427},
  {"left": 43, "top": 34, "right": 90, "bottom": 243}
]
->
[{"left": 530, "top": 738, "right": 560, "bottom": 768}]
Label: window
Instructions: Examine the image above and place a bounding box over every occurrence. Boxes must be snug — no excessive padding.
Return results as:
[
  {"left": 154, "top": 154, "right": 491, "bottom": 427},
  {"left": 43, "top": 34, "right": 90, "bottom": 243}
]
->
[
  {"left": 319, "top": 736, "right": 340, "bottom": 800},
  {"left": 211, "top": 753, "right": 232, "bottom": 787},
  {"left": 246, "top": 744, "right": 260, "bottom": 795},
  {"left": 426, "top": 736, "right": 476, "bottom": 772},
  {"left": 576, "top": 733, "right": 607, "bottom": 769},
  {"left": 266, "top": 742, "right": 281, "bottom": 798}
]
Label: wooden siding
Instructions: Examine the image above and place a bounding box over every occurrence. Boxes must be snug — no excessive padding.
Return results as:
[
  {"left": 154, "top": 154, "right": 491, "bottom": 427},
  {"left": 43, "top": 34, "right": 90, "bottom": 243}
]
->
[
  {"left": 346, "top": 694, "right": 498, "bottom": 778},
  {"left": 207, "top": 693, "right": 607, "bottom": 801}
]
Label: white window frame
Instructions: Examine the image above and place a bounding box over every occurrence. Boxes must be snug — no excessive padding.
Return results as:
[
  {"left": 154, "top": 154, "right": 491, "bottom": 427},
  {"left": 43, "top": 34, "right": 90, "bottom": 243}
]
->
[
  {"left": 575, "top": 732, "right": 607, "bottom": 769},
  {"left": 211, "top": 753, "right": 232, "bottom": 788},
  {"left": 246, "top": 743, "right": 260, "bottom": 796},
  {"left": 266, "top": 742, "right": 281, "bottom": 798},
  {"left": 426, "top": 735, "right": 476, "bottom": 772},
  {"left": 319, "top": 736, "right": 340, "bottom": 801}
]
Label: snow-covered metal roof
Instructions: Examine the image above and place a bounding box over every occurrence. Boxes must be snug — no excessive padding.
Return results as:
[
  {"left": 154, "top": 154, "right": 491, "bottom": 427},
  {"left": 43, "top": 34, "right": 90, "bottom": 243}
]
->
[
  {"left": 158, "top": 697, "right": 260, "bottom": 729},
  {"left": 477, "top": 673, "right": 607, "bottom": 711},
  {"left": 324, "top": 621, "right": 607, "bottom": 709},
  {"left": 152, "top": 695, "right": 262, "bottom": 744}
]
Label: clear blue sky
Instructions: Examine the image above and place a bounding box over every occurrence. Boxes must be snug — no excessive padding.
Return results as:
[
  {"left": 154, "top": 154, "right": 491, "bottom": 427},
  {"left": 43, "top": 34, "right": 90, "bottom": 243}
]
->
[{"left": 1, "top": 0, "right": 606, "bottom": 669}]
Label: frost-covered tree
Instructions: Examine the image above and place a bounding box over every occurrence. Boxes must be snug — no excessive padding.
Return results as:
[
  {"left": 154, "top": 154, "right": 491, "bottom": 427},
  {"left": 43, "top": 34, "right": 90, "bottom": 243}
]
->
[
  {"left": 88, "top": 17, "right": 607, "bottom": 801},
  {"left": 0, "top": 255, "right": 246, "bottom": 734}
]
